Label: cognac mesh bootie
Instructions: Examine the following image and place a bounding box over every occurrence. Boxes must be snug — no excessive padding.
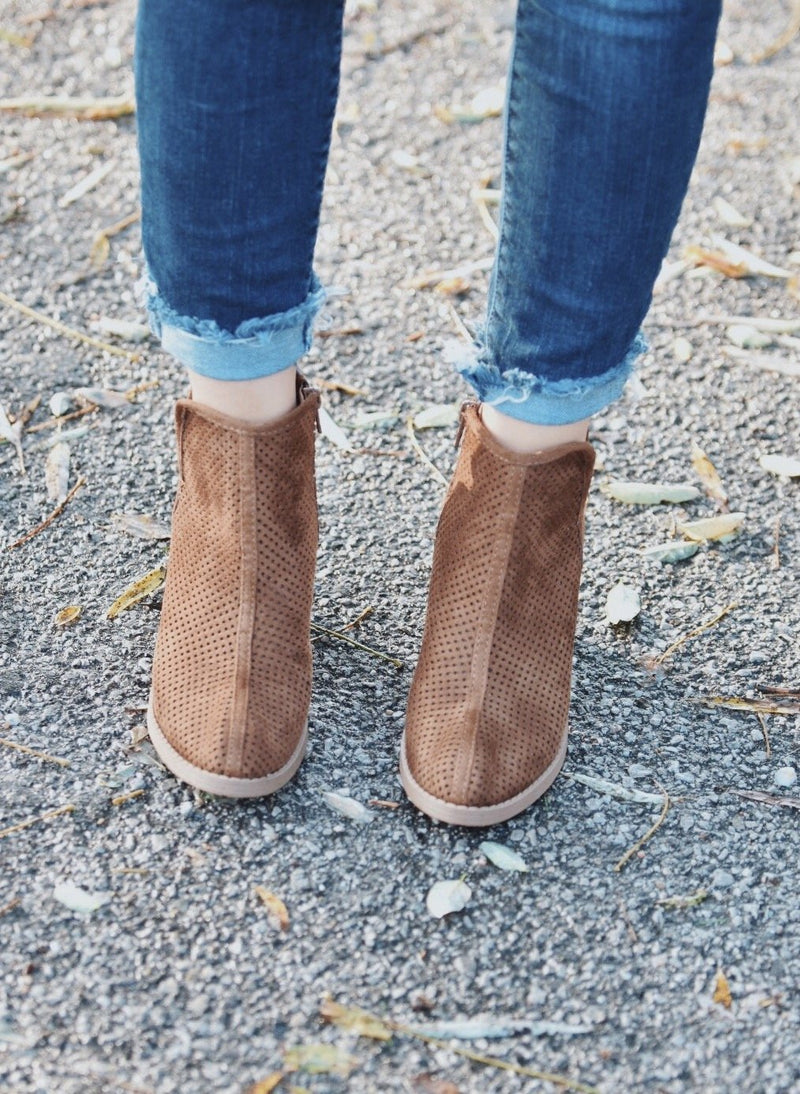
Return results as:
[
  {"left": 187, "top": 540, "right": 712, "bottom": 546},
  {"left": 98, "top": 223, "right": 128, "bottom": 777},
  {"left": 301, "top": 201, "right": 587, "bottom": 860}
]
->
[
  {"left": 147, "top": 380, "right": 320, "bottom": 798},
  {"left": 401, "top": 403, "right": 595, "bottom": 826}
]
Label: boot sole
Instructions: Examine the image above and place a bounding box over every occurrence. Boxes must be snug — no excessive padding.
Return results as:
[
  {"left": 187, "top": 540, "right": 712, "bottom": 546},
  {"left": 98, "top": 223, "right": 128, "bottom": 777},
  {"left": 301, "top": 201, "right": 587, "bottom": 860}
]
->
[
  {"left": 399, "top": 733, "right": 567, "bottom": 827},
  {"left": 147, "top": 692, "right": 307, "bottom": 799}
]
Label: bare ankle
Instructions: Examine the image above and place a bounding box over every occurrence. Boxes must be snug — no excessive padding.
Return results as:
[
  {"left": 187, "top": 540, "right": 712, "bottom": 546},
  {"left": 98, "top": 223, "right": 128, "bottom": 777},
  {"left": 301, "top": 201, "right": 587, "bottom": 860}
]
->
[
  {"left": 186, "top": 365, "right": 298, "bottom": 424},
  {"left": 480, "top": 404, "right": 590, "bottom": 454}
]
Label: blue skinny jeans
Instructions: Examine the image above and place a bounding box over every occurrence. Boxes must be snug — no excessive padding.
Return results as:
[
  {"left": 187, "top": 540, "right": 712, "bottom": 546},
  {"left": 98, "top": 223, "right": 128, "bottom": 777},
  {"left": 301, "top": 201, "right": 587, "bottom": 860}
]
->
[{"left": 135, "top": 0, "right": 721, "bottom": 425}]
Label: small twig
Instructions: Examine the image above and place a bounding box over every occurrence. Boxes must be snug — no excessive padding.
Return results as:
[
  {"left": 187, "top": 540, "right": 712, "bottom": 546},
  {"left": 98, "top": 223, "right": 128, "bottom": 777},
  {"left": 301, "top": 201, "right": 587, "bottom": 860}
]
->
[
  {"left": 652, "top": 602, "right": 738, "bottom": 667},
  {"left": 406, "top": 415, "right": 448, "bottom": 487},
  {"left": 25, "top": 404, "right": 98, "bottom": 433},
  {"left": 755, "top": 712, "right": 772, "bottom": 759},
  {"left": 314, "top": 377, "right": 370, "bottom": 397},
  {"left": 0, "top": 803, "right": 75, "bottom": 840},
  {"left": 614, "top": 791, "right": 671, "bottom": 872},
  {"left": 6, "top": 476, "right": 86, "bottom": 551},
  {"left": 0, "top": 896, "right": 21, "bottom": 917},
  {"left": 0, "top": 290, "right": 141, "bottom": 361},
  {"left": 111, "top": 789, "right": 145, "bottom": 807},
  {"left": 368, "top": 799, "right": 401, "bottom": 810},
  {"left": 124, "top": 378, "right": 159, "bottom": 400},
  {"left": 748, "top": 0, "right": 800, "bottom": 62},
  {"left": 342, "top": 605, "right": 374, "bottom": 632},
  {"left": 0, "top": 736, "right": 70, "bottom": 767},
  {"left": 310, "top": 622, "right": 403, "bottom": 668}
]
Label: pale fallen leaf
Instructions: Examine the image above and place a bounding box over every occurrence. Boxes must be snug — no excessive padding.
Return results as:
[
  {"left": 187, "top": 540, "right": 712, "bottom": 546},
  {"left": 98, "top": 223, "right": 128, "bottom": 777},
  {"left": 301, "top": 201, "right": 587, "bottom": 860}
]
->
[
  {"left": 710, "top": 234, "right": 794, "bottom": 279},
  {"left": 759, "top": 453, "right": 800, "bottom": 478},
  {"left": 565, "top": 772, "right": 663, "bottom": 805},
  {"left": 712, "top": 197, "right": 751, "bottom": 228},
  {"left": 254, "top": 886, "right": 289, "bottom": 931},
  {"left": 602, "top": 480, "right": 701, "bottom": 505},
  {"left": 413, "top": 403, "right": 459, "bottom": 430},
  {"left": 351, "top": 409, "right": 400, "bottom": 430},
  {"left": 321, "top": 790, "right": 373, "bottom": 824},
  {"left": 45, "top": 441, "right": 70, "bottom": 503},
  {"left": 641, "top": 540, "right": 701, "bottom": 564},
  {"left": 426, "top": 879, "right": 471, "bottom": 919},
  {"left": 726, "top": 324, "right": 774, "bottom": 349},
  {"left": 695, "top": 695, "right": 800, "bottom": 716},
  {"left": 434, "top": 277, "right": 471, "bottom": 296},
  {"left": 677, "top": 513, "right": 745, "bottom": 542},
  {"left": 317, "top": 406, "right": 354, "bottom": 452},
  {"left": 479, "top": 841, "right": 529, "bottom": 873},
  {"left": 54, "top": 605, "right": 81, "bottom": 628},
  {"left": 283, "top": 1043, "right": 357, "bottom": 1077},
  {"left": 713, "top": 969, "right": 732, "bottom": 1008},
  {"left": 691, "top": 442, "right": 728, "bottom": 507},
  {"left": 320, "top": 998, "right": 393, "bottom": 1041},
  {"left": 53, "top": 880, "right": 111, "bottom": 914},
  {"left": 73, "top": 386, "right": 130, "bottom": 409},
  {"left": 58, "top": 160, "right": 114, "bottom": 209},
  {"left": 411, "top": 1017, "right": 593, "bottom": 1040},
  {"left": 112, "top": 512, "right": 172, "bottom": 540},
  {"left": 107, "top": 566, "right": 166, "bottom": 619},
  {"left": 605, "top": 583, "right": 641, "bottom": 625},
  {"left": 685, "top": 244, "right": 747, "bottom": 278},
  {"left": 673, "top": 337, "right": 693, "bottom": 363},
  {"left": 0, "top": 403, "right": 25, "bottom": 473},
  {"left": 95, "top": 317, "right": 151, "bottom": 343}
]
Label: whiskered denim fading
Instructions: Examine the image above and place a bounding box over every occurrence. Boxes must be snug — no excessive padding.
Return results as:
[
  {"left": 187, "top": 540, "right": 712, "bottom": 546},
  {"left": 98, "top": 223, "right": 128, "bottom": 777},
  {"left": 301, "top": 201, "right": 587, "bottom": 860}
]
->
[{"left": 135, "top": 0, "right": 721, "bottom": 424}]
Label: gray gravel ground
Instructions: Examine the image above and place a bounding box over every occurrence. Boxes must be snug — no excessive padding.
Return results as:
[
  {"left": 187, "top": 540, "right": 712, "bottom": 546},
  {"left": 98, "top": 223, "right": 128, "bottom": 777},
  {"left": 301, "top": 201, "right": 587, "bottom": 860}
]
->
[{"left": 2, "top": 1, "right": 800, "bottom": 1092}]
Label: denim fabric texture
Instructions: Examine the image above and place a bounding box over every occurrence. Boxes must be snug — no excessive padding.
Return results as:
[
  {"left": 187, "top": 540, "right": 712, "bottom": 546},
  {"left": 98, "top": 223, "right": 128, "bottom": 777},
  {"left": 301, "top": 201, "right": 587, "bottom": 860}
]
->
[{"left": 135, "top": 0, "right": 721, "bottom": 423}]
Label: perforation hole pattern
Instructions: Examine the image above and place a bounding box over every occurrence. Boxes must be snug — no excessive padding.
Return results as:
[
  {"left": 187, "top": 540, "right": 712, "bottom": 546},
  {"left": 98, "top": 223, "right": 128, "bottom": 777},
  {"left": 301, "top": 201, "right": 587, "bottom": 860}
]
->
[
  {"left": 405, "top": 407, "right": 594, "bottom": 808},
  {"left": 151, "top": 394, "right": 318, "bottom": 779}
]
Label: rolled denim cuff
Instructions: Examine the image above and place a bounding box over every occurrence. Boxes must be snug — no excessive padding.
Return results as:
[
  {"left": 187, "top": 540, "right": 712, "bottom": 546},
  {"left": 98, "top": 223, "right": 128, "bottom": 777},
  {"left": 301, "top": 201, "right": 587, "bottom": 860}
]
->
[
  {"left": 452, "top": 330, "right": 647, "bottom": 425},
  {"left": 142, "top": 273, "right": 326, "bottom": 380}
]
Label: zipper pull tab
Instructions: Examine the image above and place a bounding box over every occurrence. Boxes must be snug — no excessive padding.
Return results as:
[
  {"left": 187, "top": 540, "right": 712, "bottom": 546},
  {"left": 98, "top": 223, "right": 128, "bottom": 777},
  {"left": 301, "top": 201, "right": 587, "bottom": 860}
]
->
[{"left": 454, "top": 401, "right": 474, "bottom": 448}]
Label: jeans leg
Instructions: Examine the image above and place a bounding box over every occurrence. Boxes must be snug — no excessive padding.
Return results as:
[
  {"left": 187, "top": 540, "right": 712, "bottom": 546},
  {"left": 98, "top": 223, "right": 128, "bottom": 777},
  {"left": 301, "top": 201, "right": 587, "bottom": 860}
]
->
[
  {"left": 135, "top": 0, "right": 345, "bottom": 380},
  {"left": 457, "top": 0, "right": 722, "bottom": 425}
]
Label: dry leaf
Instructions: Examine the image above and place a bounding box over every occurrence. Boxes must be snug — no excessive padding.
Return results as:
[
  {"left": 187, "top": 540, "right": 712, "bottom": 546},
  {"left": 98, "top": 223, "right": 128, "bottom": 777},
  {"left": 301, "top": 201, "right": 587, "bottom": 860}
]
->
[
  {"left": 696, "top": 695, "right": 800, "bottom": 715},
  {"left": 690, "top": 443, "right": 728, "bottom": 507},
  {"left": 246, "top": 1074, "right": 284, "bottom": 1094},
  {"left": 565, "top": 772, "right": 663, "bottom": 805},
  {"left": 321, "top": 791, "right": 373, "bottom": 824},
  {"left": 74, "top": 386, "right": 130, "bottom": 409},
  {"left": 605, "top": 583, "right": 641, "bottom": 625},
  {"left": 317, "top": 406, "right": 354, "bottom": 452},
  {"left": 112, "top": 512, "right": 171, "bottom": 540},
  {"left": 713, "top": 969, "right": 732, "bottom": 1008},
  {"left": 320, "top": 998, "right": 393, "bottom": 1041},
  {"left": 602, "top": 481, "right": 701, "bottom": 505},
  {"left": 283, "top": 1043, "right": 357, "bottom": 1077},
  {"left": 107, "top": 566, "right": 166, "bottom": 619},
  {"left": 53, "top": 881, "right": 111, "bottom": 914},
  {"left": 54, "top": 605, "right": 81, "bottom": 628},
  {"left": 45, "top": 441, "right": 70, "bottom": 503},
  {"left": 709, "top": 234, "right": 793, "bottom": 279},
  {"left": 479, "top": 841, "right": 529, "bottom": 873},
  {"left": 712, "top": 197, "right": 751, "bottom": 228},
  {"left": 434, "top": 277, "right": 471, "bottom": 296},
  {"left": 96, "top": 317, "right": 151, "bottom": 343},
  {"left": 655, "top": 889, "right": 709, "bottom": 909},
  {"left": 426, "top": 879, "right": 471, "bottom": 919},
  {"left": 759, "top": 454, "right": 800, "bottom": 478},
  {"left": 254, "top": 886, "right": 289, "bottom": 931},
  {"left": 685, "top": 244, "right": 748, "bottom": 278},
  {"left": 412, "top": 404, "right": 459, "bottom": 430},
  {"left": 58, "top": 160, "right": 114, "bottom": 208},
  {"left": 727, "top": 324, "right": 774, "bottom": 349},
  {"left": 677, "top": 513, "right": 745, "bottom": 542}
]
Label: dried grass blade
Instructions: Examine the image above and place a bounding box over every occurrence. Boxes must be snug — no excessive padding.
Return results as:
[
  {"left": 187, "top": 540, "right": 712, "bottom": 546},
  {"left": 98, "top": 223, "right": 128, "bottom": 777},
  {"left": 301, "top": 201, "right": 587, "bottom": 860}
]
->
[
  {"left": 406, "top": 416, "right": 448, "bottom": 487},
  {"left": 0, "top": 803, "right": 75, "bottom": 840},
  {"left": 6, "top": 476, "right": 86, "bottom": 552},
  {"left": 0, "top": 737, "right": 70, "bottom": 766},
  {"left": 0, "top": 290, "right": 140, "bottom": 361},
  {"left": 0, "top": 94, "right": 135, "bottom": 119},
  {"left": 652, "top": 602, "right": 738, "bottom": 667},
  {"left": 614, "top": 791, "right": 671, "bottom": 872}
]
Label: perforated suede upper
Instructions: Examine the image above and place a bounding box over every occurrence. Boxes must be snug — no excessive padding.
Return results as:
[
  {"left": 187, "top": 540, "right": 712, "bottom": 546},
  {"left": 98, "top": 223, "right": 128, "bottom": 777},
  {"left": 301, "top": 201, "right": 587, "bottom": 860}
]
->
[
  {"left": 151, "top": 386, "right": 319, "bottom": 780},
  {"left": 405, "top": 404, "right": 595, "bottom": 808}
]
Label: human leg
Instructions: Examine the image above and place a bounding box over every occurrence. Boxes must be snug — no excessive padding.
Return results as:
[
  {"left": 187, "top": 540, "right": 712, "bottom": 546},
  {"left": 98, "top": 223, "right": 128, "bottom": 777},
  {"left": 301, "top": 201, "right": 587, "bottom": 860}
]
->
[
  {"left": 135, "top": 0, "right": 345, "bottom": 795},
  {"left": 403, "top": 0, "right": 721, "bottom": 825}
]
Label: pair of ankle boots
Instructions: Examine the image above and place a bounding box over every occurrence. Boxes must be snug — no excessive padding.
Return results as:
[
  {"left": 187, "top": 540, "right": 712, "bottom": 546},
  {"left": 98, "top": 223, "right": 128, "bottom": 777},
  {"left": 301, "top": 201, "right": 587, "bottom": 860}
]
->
[{"left": 147, "top": 380, "right": 595, "bottom": 827}]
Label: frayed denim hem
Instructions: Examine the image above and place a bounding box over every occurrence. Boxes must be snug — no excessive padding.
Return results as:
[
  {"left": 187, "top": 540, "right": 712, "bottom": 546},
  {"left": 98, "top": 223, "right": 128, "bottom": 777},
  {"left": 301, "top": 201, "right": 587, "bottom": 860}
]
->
[
  {"left": 450, "top": 331, "right": 647, "bottom": 425},
  {"left": 140, "top": 272, "right": 327, "bottom": 380}
]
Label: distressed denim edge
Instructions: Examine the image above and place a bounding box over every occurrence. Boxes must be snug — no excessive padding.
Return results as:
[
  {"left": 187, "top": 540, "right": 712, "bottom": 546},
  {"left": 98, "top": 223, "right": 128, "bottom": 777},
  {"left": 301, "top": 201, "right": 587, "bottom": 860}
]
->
[
  {"left": 450, "top": 330, "right": 648, "bottom": 425},
  {"left": 138, "top": 271, "right": 328, "bottom": 380}
]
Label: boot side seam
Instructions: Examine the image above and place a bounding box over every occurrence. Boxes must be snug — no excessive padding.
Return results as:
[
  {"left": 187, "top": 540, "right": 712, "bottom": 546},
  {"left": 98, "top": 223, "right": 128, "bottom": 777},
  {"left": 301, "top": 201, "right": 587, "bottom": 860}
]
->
[{"left": 225, "top": 433, "right": 257, "bottom": 777}]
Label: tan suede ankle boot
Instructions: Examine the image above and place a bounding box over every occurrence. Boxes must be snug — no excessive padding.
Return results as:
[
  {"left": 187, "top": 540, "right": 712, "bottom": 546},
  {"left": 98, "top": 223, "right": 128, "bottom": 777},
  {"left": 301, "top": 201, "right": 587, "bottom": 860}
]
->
[
  {"left": 146, "top": 380, "right": 320, "bottom": 798},
  {"left": 401, "top": 402, "right": 595, "bottom": 826}
]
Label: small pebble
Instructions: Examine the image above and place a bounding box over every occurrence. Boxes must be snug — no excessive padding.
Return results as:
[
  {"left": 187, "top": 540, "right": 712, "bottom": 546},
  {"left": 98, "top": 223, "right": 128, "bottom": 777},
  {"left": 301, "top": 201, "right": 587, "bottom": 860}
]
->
[
  {"left": 628, "top": 763, "right": 652, "bottom": 779},
  {"left": 49, "top": 392, "right": 73, "bottom": 417},
  {"left": 712, "top": 869, "right": 735, "bottom": 889},
  {"left": 774, "top": 766, "right": 797, "bottom": 789}
]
